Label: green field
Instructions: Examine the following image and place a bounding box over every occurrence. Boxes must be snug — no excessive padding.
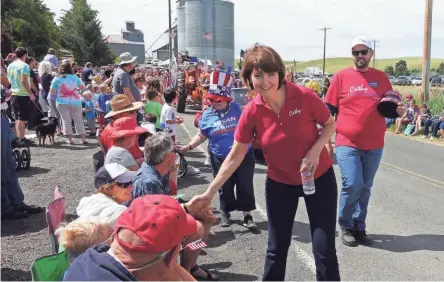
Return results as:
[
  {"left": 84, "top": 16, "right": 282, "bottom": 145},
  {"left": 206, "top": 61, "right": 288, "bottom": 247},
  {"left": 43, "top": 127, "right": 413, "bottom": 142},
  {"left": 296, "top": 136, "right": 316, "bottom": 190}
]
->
[{"left": 235, "top": 57, "right": 444, "bottom": 74}]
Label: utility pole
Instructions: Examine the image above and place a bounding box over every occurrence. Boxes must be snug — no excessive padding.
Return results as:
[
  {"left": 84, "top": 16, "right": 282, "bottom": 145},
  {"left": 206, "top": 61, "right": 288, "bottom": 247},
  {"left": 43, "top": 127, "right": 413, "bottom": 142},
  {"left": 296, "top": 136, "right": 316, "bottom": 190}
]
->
[
  {"left": 319, "top": 27, "right": 331, "bottom": 76},
  {"left": 372, "top": 39, "right": 380, "bottom": 68},
  {"left": 168, "top": 0, "right": 172, "bottom": 62},
  {"left": 421, "top": 0, "right": 433, "bottom": 103}
]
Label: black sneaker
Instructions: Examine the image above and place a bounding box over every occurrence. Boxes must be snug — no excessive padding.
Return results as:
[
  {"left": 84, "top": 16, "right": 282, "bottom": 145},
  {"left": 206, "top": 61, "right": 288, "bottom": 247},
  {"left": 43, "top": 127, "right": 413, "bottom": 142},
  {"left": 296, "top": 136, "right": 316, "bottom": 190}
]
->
[
  {"left": 1, "top": 209, "right": 28, "bottom": 220},
  {"left": 243, "top": 214, "right": 259, "bottom": 232},
  {"left": 354, "top": 230, "right": 372, "bottom": 245},
  {"left": 220, "top": 212, "right": 231, "bottom": 227},
  {"left": 16, "top": 204, "right": 44, "bottom": 215},
  {"left": 341, "top": 228, "right": 358, "bottom": 247}
]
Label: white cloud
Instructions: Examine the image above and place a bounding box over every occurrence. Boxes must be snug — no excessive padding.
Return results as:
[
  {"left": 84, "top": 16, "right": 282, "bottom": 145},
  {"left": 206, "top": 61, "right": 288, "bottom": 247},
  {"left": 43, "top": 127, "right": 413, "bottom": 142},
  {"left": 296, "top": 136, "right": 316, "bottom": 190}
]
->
[{"left": 43, "top": 0, "right": 444, "bottom": 61}]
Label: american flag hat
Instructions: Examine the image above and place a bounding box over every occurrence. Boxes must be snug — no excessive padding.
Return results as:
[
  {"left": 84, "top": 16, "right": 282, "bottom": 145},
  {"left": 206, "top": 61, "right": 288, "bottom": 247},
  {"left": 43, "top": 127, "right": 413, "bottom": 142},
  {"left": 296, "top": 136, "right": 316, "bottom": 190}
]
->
[{"left": 207, "top": 70, "right": 233, "bottom": 101}]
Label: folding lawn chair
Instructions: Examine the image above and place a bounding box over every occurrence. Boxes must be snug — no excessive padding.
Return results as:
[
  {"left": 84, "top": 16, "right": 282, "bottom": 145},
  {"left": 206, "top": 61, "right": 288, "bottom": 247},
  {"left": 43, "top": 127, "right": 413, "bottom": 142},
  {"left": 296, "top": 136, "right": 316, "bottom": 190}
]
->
[
  {"left": 46, "top": 186, "right": 66, "bottom": 254},
  {"left": 30, "top": 250, "right": 70, "bottom": 281}
]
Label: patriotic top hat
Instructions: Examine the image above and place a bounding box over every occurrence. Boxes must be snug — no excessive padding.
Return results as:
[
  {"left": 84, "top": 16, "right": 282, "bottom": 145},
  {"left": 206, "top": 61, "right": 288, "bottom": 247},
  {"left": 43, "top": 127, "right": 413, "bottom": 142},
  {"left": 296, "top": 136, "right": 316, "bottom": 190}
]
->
[
  {"left": 206, "top": 70, "right": 233, "bottom": 102},
  {"left": 377, "top": 90, "right": 402, "bottom": 118}
]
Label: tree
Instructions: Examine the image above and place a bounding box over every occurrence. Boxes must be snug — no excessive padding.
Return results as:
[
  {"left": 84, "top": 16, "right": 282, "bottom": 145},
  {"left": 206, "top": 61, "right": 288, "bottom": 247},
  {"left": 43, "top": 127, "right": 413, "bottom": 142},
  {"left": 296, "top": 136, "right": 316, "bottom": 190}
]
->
[
  {"left": 394, "top": 60, "right": 409, "bottom": 76},
  {"left": 59, "top": 0, "right": 115, "bottom": 66},
  {"left": 437, "top": 62, "right": 444, "bottom": 75},
  {"left": 1, "top": 0, "right": 61, "bottom": 59},
  {"left": 384, "top": 65, "right": 395, "bottom": 76}
]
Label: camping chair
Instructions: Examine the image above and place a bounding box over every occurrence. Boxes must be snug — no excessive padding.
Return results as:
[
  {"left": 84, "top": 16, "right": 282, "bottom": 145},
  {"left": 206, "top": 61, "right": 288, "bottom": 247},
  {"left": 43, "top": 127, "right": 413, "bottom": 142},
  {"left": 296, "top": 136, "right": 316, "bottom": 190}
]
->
[
  {"left": 46, "top": 186, "right": 66, "bottom": 254},
  {"left": 30, "top": 250, "right": 70, "bottom": 281}
]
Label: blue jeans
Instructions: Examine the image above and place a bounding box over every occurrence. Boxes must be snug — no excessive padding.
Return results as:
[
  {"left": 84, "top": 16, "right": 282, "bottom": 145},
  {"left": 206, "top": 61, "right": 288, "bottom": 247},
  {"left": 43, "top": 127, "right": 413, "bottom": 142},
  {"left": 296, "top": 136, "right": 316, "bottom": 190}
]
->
[
  {"left": 1, "top": 114, "right": 25, "bottom": 212},
  {"left": 336, "top": 146, "right": 383, "bottom": 231}
]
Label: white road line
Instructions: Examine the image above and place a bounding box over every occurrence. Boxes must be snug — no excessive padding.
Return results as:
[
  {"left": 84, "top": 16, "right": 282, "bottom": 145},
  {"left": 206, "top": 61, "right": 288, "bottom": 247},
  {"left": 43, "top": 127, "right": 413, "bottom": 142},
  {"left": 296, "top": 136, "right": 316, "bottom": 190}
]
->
[{"left": 180, "top": 123, "right": 317, "bottom": 274}]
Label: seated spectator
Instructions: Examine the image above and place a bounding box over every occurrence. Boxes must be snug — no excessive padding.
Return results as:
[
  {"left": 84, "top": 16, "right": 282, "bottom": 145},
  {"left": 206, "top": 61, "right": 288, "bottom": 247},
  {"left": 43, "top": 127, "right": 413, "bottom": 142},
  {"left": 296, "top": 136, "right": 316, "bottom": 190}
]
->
[
  {"left": 132, "top": 134, "right": 219, "bottom": 281},
  {"left": 395, "top": 99, "right": 419, "bottom": 134},
  {"left": 422, "top": 109, "right": 444, "bottom": 140},
  {"left": 141, "top": 113, "right": 158, "bottom": 135},
  {"left": 64, "top": 195, "right": 200, "bottom": 281},
  {"left": 105, "top": 117, "right": 148, "bottom": 171},
  {"left": 76, "top": 163, "right": 137, "bottom": 226},
  {"left": 56, "top": 217, "right": 113, "bottom": 263},
  {"left": 100, "top": 95, "right": 144, "bottom": 165},
  {"left": 413, "top": 104, "right": 432, "bottom": 136}
]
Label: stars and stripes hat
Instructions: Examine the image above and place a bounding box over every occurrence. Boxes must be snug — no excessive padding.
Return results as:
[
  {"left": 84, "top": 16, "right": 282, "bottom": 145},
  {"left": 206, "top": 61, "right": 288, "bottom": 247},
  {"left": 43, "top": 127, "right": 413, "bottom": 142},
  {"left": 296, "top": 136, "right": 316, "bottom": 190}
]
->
[
  {"left": 114, "top": 195, "right": 197, "bottom": 254},
  {"left": 206, "top": 70, "right": 234, "bottom": 102}
]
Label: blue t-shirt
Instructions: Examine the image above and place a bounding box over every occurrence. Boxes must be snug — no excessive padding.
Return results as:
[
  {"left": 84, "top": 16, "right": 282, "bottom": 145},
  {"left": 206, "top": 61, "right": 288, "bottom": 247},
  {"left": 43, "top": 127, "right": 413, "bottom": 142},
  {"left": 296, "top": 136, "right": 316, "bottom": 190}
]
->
[
  {"left": 84, "top": 100, "right": 95, "bottom": 120},
  {"left": 98, "top": 94, "right": 112, "bottom": 113},
  {"left": 199, "top": 102, "right": 251, "bottom": 158},
  {"left": 49, "top": 74, "right": 84, "bottom": 107}
]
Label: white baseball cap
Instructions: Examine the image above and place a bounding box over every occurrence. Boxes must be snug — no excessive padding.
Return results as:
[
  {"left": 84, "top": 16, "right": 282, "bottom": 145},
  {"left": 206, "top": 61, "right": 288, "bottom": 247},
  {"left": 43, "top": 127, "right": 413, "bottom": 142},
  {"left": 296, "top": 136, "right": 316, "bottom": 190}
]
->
[{"left": 351, "top": 36, "right": 373, "bottom": 49}]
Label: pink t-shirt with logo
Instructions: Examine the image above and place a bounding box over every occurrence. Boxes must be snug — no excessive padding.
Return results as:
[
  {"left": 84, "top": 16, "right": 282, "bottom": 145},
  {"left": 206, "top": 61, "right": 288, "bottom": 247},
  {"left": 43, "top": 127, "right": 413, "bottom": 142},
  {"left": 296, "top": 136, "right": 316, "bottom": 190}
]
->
[
  {"left": 324, "top": 67, "right": 392, "bottom": 150},
  {"left": 234, "top": 82, "right": 332, "bottom": 185}
]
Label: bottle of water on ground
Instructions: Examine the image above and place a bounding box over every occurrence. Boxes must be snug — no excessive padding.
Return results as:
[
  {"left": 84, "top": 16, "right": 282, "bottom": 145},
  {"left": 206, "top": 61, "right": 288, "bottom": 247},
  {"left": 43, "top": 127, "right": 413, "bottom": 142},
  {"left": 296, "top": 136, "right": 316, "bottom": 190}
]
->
[{"left": 301, "top": 170, "right": 316, "bottom": 195}]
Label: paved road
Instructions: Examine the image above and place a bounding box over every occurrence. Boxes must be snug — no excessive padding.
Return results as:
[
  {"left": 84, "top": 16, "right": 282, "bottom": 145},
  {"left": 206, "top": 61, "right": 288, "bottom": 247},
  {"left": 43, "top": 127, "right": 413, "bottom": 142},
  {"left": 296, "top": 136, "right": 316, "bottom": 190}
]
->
[
  {"left": 176, "top": 110, "right": 444, "bottom": 281},
  {"left": 1, "top": 108, "right": 443, "bottom": 281}
]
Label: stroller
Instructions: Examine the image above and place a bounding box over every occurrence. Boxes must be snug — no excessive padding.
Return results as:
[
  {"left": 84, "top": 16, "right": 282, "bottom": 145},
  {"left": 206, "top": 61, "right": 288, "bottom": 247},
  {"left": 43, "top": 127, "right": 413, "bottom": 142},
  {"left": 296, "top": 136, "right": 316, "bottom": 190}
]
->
[{"left": 10, "top": 122, "right": 31, "bottom": 171}]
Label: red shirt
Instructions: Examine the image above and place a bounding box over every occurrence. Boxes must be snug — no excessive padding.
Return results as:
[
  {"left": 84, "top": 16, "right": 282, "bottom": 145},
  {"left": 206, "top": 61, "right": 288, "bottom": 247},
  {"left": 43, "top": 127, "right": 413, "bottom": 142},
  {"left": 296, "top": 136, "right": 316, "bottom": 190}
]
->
[
  {"left": 100, "top": 123, "right": 143, "bottom": 159},
  {"left": 234, "top": 82, "right": 332, "bottom": 186},
  {"left": 324, "top": 67, "right": 392, "bottom": 150}
]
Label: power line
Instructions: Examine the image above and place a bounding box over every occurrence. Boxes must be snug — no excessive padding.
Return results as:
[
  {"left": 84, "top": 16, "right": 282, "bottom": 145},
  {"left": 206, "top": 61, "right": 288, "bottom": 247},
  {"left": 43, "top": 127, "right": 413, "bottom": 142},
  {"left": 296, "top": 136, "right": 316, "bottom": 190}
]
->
[
  {"left": 319, "top": 27, "right": 331, "bottom": 76},
  {"left": 372, "top": 39, "right": 380, "bottom": 68}
]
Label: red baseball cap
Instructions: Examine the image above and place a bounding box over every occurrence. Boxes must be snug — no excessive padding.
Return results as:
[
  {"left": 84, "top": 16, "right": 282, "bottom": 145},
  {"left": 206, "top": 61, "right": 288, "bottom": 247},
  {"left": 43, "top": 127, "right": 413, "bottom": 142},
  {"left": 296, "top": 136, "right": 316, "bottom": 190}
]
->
[
  {"left": 114, "top": 195, "right": 197, "bottom": 253},
  {"left": 406, "top": 94, "right": 413, "bottom": 100},
  {"left": 109, "top": 117, "right": 147, "bottom": 139}
]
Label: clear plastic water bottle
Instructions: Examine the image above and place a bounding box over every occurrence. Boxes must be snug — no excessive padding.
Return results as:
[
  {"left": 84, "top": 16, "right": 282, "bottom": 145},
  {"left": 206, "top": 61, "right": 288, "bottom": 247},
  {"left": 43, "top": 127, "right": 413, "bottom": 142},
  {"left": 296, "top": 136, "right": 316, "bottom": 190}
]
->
[{"left": 301, "top": 170, "right": 315, "bottom": 195}]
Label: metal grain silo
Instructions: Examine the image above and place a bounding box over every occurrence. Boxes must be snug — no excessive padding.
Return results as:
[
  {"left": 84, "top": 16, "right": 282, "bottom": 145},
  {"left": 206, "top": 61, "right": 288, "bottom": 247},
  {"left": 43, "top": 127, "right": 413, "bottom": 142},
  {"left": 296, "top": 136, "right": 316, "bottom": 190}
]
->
[
  {"left": 184, "top": 0, "right": 203, "bottom": 58},
  {"left": 177, "top": 4, "right": 186, "bottom": 53},
  {"left": 212, "top": 0, "right": 234, "bottom": 68}
]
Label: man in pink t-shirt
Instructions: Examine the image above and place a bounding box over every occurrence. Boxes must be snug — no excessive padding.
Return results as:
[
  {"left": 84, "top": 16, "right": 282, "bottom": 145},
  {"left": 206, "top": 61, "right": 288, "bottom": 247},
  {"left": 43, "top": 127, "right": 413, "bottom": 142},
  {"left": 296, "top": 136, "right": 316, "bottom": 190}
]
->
[{"left": 325, "top": 36, "right": 406, "bottom": 247}]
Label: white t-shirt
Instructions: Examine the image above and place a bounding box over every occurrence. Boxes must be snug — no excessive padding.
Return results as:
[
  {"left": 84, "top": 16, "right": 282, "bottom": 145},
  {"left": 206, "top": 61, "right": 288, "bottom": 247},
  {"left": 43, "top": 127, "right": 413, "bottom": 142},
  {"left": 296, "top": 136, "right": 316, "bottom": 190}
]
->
[{"left": 160, "top": 103, "right": 176, "bottom": 137}]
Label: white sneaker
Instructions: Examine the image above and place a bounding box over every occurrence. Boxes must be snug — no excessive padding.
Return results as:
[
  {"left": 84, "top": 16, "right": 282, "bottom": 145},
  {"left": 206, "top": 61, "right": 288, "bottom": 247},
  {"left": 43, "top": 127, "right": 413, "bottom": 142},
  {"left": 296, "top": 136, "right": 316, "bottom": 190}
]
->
[
  {"left": 430, "top": 136, "right": 436, "bottom": 140},
  {"left": 204, "top": 156, "right": 211, "bottom": 166},
  {"left": 420, "top": 135, "right": 427, "bottom": 139}
]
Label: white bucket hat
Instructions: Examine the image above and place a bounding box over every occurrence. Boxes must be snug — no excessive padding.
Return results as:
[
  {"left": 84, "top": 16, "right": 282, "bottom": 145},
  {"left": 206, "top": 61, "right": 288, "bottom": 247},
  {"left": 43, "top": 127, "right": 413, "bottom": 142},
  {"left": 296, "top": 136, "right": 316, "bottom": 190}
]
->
[{"left": 119, "top": 52, "right": 137, "bottom": 65}]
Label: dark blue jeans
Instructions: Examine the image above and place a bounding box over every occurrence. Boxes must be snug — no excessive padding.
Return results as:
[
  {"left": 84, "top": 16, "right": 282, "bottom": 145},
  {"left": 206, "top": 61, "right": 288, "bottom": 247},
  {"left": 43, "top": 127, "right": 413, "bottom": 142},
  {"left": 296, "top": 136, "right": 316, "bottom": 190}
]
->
[
  {"left": 263, "top": 167, "right": 340, "bottom": 281},
  {"left": 210, "top": 149, "right": 256, "bottom": 213},
  {"left": 1, "top": 114, "right": 25, "bottom": 212},
  {"left": 423, "top": 119, "right": 443, "bottom": 137}
]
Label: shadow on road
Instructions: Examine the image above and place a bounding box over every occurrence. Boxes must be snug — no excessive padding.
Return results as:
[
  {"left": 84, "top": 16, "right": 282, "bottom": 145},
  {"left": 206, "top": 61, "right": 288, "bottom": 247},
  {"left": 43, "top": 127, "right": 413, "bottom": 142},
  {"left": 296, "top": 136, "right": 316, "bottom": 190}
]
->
[
  {"left": 365, "top": 234, "right": 444, "bottom": 252},
  {"left": 1, "top": 212, "right": 46, "bottom": 237},
  {"left": 207, "top": 230, "right": 236, "bottom": 248},
  {"left": 16, "top": 167, "right": 51, "bottom": 178},
  {"left": 1, "top": 267, "right": 31, "bottom": 281},
  {"left": 200, "top": 261, "right": 232, "bottom": 270}
]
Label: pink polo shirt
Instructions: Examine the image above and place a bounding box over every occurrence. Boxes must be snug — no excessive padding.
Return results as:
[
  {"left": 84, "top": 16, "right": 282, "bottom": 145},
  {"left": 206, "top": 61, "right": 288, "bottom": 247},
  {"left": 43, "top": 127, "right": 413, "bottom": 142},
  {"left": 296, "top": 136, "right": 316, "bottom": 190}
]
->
[{"left": 234, "top": 82, "right": 332, "bottom": 185}]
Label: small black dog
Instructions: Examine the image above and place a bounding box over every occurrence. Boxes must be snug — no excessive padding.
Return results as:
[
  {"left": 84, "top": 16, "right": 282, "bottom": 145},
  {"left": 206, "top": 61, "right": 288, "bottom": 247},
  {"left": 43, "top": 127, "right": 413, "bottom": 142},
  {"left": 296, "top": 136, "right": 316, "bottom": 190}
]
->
[{"left": 35, "top": 117, "right": 58, "bottom": 146}]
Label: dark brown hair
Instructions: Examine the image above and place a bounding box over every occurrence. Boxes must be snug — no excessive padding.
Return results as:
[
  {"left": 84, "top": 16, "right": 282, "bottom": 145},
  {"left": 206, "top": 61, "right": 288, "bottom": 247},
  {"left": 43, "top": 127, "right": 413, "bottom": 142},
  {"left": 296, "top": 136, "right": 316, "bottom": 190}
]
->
[
  {"left": 146, "top": 90, "right": 159, "bottom": 101},
  {"left": 133, "top": 73, "right": 144, "bottom": 84},
  {"left": 241, "top": 45, "right": 286, "bottom": 90},
  {"left": 60, "top": 61, "right": 73, "bottom": 78}
]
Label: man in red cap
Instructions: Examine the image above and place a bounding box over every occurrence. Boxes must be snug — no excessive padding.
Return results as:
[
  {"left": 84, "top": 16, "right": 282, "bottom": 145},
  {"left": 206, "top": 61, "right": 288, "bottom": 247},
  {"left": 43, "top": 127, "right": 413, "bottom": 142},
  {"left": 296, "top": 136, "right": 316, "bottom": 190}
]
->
[{"left": 64, "top": 195, "right": 201, "bottom": 281}]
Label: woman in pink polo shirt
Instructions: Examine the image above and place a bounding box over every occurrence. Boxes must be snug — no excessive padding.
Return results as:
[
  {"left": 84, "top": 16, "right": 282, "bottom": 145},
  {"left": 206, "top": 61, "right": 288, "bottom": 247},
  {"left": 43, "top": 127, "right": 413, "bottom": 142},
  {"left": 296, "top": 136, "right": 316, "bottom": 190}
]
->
[{"left": 191, "top": 45, "right": 340, "bottom": 281}]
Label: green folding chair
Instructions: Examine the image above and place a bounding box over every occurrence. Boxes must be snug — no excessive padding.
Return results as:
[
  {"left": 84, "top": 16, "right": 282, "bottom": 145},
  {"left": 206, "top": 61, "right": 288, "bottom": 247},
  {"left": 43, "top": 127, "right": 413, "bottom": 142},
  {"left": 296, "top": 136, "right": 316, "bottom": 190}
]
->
[{"left": 30, "top": 250, "right": 70, "bottom": 281}]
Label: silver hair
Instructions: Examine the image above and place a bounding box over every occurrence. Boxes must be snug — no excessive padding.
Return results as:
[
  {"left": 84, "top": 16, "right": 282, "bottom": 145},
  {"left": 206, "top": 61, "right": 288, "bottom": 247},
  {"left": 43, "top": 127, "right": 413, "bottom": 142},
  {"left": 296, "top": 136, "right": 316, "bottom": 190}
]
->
[
  {"left": 144, "top": 133, "right": 174, "bottom": 165},
  {"left": 38, "top": 61, "right": 52, "bottom": 77}
]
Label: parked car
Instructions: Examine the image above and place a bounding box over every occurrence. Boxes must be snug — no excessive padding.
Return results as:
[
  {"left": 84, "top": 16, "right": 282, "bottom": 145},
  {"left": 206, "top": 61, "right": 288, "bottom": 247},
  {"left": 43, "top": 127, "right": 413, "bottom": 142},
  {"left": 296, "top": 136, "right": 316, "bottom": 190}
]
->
[
  {"left": 388, "top": 76, "right": 395, "bottom": 84},
  {"left": 394, "top": 76, "right": 411, "bottom": 86},
  {"left": 411, "top": 77, "right": 422, "bottom": 86},
  {"left": 431, "top": 77, "right": 442, "bottom": 87}
]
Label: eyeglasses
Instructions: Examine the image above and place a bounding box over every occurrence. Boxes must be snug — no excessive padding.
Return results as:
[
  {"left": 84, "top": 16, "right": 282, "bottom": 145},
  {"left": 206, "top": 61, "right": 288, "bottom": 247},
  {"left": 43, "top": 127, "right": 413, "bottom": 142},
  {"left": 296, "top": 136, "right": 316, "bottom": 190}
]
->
[
  {"left": 352, "top": 49, "right": 369, "bottom": 57},
  {"left": 118, "top": 182, "right": 133, "bottom": 188}
]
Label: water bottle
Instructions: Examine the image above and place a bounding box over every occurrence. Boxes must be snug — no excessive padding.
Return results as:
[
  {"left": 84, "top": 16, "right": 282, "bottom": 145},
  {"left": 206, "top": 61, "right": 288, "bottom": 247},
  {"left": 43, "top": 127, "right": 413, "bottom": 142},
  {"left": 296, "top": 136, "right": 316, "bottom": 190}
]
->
[{"left": 301, "top": 170, "right": 315, "bottom": 195}]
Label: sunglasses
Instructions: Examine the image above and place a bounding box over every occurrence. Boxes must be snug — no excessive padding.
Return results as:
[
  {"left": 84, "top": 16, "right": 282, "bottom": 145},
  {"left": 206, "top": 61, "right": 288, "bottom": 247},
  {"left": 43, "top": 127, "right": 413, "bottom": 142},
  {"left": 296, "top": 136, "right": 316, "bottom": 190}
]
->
[
  {"left": 118, "top": 182, "right": 133, "bottom": 188},
  {"left": 208, "top": 99, "right": 223, "bottom": 103},
  {"left": 352, "top": 49, "right": 369, "bottom": 57}
]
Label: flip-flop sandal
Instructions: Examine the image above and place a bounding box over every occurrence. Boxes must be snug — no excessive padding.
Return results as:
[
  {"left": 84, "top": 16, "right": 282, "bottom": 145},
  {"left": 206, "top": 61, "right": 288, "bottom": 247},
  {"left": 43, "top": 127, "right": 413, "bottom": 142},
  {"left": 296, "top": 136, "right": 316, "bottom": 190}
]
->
[
  {"left": 190, "top": 265, "right": 219, "bottom": 281},
  {"left": 82, "top": 141, "right": 89, "bottom": 145}
]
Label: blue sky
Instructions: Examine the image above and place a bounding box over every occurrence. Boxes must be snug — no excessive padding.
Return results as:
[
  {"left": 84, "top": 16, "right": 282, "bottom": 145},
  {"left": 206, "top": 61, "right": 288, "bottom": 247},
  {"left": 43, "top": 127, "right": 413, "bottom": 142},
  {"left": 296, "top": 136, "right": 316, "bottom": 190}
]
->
[{"left": 43, "top": 0, "right": 444, "bottom": 61}]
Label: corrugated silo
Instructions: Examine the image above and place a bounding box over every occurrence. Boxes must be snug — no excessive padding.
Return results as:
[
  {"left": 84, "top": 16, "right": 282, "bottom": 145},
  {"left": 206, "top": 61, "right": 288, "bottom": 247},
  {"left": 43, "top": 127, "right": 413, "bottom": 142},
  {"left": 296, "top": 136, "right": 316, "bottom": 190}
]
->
[
  {"left": 184, "top": 0, "right": 203, "bottom": 58},
  {"left": 177, "top": 5, "right": 186, "bottom": 53},
  {"left": 212, "top": 0, "right": 234, "bottom": 67}
]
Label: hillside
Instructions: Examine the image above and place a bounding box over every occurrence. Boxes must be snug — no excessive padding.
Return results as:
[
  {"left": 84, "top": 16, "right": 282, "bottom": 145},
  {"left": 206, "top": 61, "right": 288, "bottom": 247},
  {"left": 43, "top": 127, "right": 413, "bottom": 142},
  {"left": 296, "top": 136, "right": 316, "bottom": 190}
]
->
[
  {"left": 234, "top": 57, "right": 444, "bottom": 74},
  {"left": 284, "top": 57, "right": 444, "bottom": 74}
]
